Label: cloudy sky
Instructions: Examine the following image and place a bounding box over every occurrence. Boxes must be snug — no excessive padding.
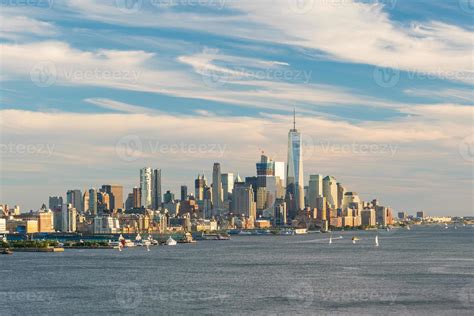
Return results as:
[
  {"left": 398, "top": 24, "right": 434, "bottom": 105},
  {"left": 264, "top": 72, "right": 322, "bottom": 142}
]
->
[{"left": 0, "top": 0, "right": 473, "bottom": 215}]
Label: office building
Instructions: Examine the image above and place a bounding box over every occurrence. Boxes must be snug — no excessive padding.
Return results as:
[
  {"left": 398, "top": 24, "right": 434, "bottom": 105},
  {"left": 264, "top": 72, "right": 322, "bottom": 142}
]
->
[
  {"left": 323, "top": 176, "right": 338, "bottom": 209},
  {"left": 152, "top": 169, "right": 162, "bottom": 209},
  {"left": 66, "top": 189, "right": 82, "bottom": 213},
  {"left": 221, "top": 173, "right": 234, "bottom": 202},
  {"left": 232, "top": 183, "right": 256, "bottom": 220},
  {"left": 212, "top": 163, "right": 223, "bottom": 210},
  {"left": 61, "top": 203, "right": 77, "bottom": 233},
  {"left": 48, "top": 196, "right": 63, "bottom": 211},
  {"left": 286, "top": 110, "right": 304, "bottom": 212},
  {"left": 140, "top": 167, "right": 153, "bottom": 208},
  {"left": 180, "top": 185, "right": 188, "bottom": 201},
  {"left": 274, "top": 199, "right": 287, "bottom": 227},
  {"left": 337, "top": 183, "right": 345, "bottom": 209},
  {"left": 308, "top": 174, "right": 323, "bottom": 209},
  {"left": 88, "top": 188, "right": 98, "bottom": 216},
  {"left": 195, "top": 174, "right": 206, "bottom": 201},
  {"left": 101, "top": 185, "right": 123, "bottom": 211}
]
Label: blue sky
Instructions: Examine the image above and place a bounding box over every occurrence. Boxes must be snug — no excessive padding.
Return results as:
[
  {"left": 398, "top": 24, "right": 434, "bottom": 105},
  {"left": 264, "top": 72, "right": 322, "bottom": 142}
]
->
[{"left": 0, "top": 0, "right": 473, "bottom": 215}]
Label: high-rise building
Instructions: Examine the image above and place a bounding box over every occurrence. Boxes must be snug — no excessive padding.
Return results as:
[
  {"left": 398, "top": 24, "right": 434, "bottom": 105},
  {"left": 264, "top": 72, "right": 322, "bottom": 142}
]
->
[
  {"left": 398, "top": 211, "right": 408, "bottom": 220},
  {"left": 416, "top": 211, "right": 426, "bottom": 219},
  {"left": 337, "top": 183, "right": 346, "bottom": 209},
  {"left": 274, "top": 161, "right": 285, "bottom": 183},
  {"left": 125, "top": 193, "right": 134, "bottom": 211},
  {"left": 132, "top": 187, "right": 141, "bottom": 209},
  {"left": 232, "top": 183, "right": 256, "bottom": 220},
  {"left": 140, "top": 167, "right": 153, "bottom": 208},
  {"left": 38, "top": 210, "right": 54, "bottom": 233},
  {"left": 316, "top": 196, "right": 327, "bottom": 221},
  {"left": 342, "top": 192, "right": 361, "bottom": 211},
  {"left": 152, "top": 169, "right": 162, "bottom": 209},
  {"left": 48, "top": 196, "right": 63, "bottom": 211},
  {"left": 61, "top": 203, "right": 77, "bottom": 233},
  {"left": 101, "top": 185, "right": 123, "bottom": 211},
  {"left": 82, "top": 191, "right": 89, "bottom": 213},
  {"left": 164, "top": 190, "right": 175, "bottom": 204},
  {"left": 212, "top": 163, "right": 223, "bottom": 210},
  {"left": 323, "top": 176, "right": 338, "bottom": 209},
  {"left": 88, "top": 188, "right": 98, "bottom": 216},
  {"left": 66, "top": 190, "right": 82, "bottom": 213},
  {"left": 195, "top": 174, "right": 206, "bottom": 201},
  {"left": 180, "top": 185, "right": 188, "bottom": 201},
  {"left": 286, "top": 110, "right": 304, "bottom": 212},
  {"left": 221, "top": 173, "right": 234, "bottom": 202},
  {"left": 308, "top": 175, "right": 323, "bottom": 209},
  {"left": 273, "top": 199, "right": 287, "bottom": 227},
  {"left": 361, "top": 209, "right": 376, "bottom": 227}
]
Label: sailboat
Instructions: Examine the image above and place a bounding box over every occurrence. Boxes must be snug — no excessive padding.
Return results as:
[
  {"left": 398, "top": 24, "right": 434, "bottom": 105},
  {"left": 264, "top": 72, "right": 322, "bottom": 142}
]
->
[
  {"left": 406, "top": 225, "right": 411, "bottom": 230},
  {"left": 329, "top": 236, "right": 332, "bottom": 245},
  {"left": 166, "top": 237, "right": 177, "bottom": 246},
  {"left": 375, "top": 235, "right": 379, "bottom": 247},
  {"left": 118, "top": 234, "right": 125, "bottom": 251},
  {"left": 444, "top": 223, "right": 448, "bottom": 229}
]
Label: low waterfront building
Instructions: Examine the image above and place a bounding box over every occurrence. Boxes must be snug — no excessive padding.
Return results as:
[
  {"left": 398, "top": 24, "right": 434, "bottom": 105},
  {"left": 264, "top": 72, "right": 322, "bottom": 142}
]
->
[{"left": 0, "top": 218, "right": 7, "bottom": 234}]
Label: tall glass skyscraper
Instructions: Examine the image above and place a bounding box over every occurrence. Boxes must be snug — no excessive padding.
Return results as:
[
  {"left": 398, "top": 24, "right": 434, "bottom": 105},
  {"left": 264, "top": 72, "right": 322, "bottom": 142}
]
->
[
  {"left": 152, "top": 169, "right": 162, "bottom": 209},
  {"left": 212, "top": 163, "right": 223, "bottom": 210},
  {"left": 140, "top": 167, "right": 153, "bottom": 209},
  {"left": 286, "top": 110, "right": 304, "bottom": 211}
]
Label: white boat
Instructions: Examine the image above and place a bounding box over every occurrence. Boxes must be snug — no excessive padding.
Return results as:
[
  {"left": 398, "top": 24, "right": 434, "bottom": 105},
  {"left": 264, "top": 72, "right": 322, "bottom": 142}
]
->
[
  {"left": 375, "top": 235, "right": 379, "bottom": 247},
  {"left": 166, "top": 237, "right": 177, "bottom": 246},
  {"left": 406, "top": 225, "right": 411, "bottom": 230},
  {"left": 329, "top": 236, "right": 332, "bottom": 245}
]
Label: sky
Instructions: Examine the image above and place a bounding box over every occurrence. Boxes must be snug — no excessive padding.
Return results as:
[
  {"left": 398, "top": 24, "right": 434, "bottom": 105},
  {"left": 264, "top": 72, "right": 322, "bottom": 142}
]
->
[{"left": 0, "top": 0, "right": 473, "bottom": 216}]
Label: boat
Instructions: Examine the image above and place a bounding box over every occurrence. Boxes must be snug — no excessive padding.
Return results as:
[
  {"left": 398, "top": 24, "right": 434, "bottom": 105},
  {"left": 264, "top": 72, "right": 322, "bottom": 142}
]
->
[
  {"left": 135, "top": 234, "right": 143, "bottom": 246},
  {"left": 386, "top": 227, "right": 390, "bottom": 232},
  {"left": 375, "top": 235, "right": 379, "bottom": 247},
  {"left": 406, "top": 225, "right": 411, "bottom": 230},
  {"left": 1, "top": 248, "right": 13, "bottom": 255},
  {"left": 165, "top": 237, "right": 177, "bottom": 246},
  {"left": 352, "top": 237, "right": 360, "bottom": 244},
  {"left": 329, "top": 236, "right": 332, "bottom": 245}
]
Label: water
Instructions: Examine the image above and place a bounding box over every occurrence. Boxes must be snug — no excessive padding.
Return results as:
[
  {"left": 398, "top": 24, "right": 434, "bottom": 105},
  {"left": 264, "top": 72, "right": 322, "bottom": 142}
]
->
[{"left": 2, "top": 226, "right": 473, "bottom": 315}]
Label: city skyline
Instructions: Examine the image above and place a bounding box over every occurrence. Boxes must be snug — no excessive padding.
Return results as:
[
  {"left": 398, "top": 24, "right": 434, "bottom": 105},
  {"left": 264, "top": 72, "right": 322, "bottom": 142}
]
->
[{"left": 0, "top": 1, "right": 472, "bottom": 216}]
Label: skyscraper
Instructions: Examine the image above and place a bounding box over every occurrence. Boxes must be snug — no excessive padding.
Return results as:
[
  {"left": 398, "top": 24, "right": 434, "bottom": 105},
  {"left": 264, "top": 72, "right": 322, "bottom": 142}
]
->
[
  {"left": 323, "top": 176, "right": 338, "bottom": 209},
  {"left": 101, "top": 184, "right": 123, "bottom": 211},
  {"left": 308, "top": 174, "right": 323, "bottom": 209},
  {"left": 180, "top": 185, "right": 188, "bottom": 201},
  {"left": 140, "top": 167, "right": 153, "bottom": 208},
  {"left": 48, "top": 196, "right": 63, "bottom": 211},
  {"left": 286, "top": 110, "right": 304, "bottom": 212},
  {"left": 66, "top": 190, "right": 82, "bottom": 213},
  {"left": 195, "top": 174, "right": 205, "bottom": 201},
  {"left": 152, "top": 169, "right": 162, "bottom": 209},
  {"left": 221, "top": 173, "right": 234, "bottom": 202},
  {"left": 88, "top": 188, "right": 98, "bottom": 216},
  {"left": 232, "top": 183, "right": 256, "bottom": 220},
  {"left": 212, "top": 163, "right": 223, "bottom": 210}
]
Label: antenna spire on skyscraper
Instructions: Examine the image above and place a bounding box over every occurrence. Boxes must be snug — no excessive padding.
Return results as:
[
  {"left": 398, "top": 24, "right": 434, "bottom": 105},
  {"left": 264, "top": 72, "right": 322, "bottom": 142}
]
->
[{"left": 293, "top": 107, "right": 296, "bottom": 130}]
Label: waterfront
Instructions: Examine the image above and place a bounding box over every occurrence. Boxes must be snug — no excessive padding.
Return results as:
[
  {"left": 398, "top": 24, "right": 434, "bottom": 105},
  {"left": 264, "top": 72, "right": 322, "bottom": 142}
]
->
[{"left": 2, "top": 226, "right": 473, "bottom": 315}]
